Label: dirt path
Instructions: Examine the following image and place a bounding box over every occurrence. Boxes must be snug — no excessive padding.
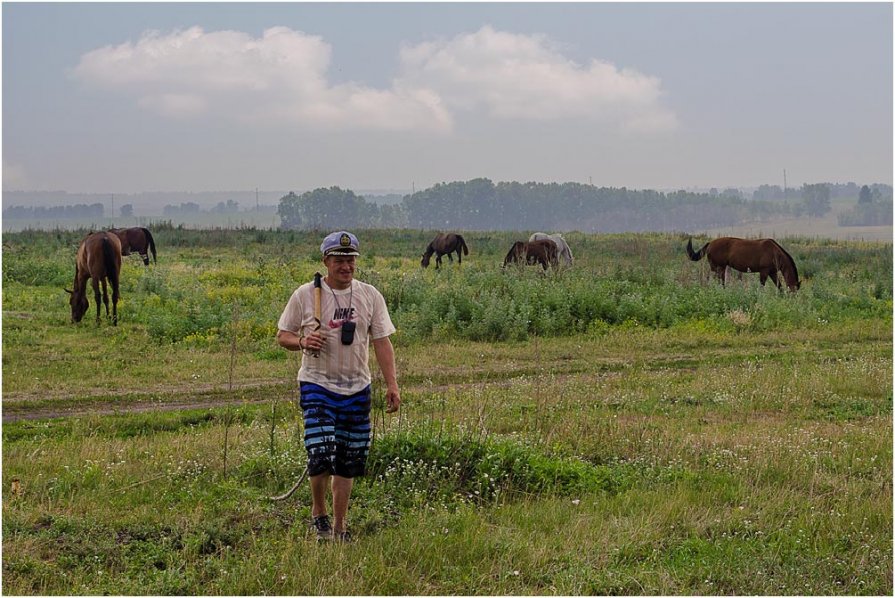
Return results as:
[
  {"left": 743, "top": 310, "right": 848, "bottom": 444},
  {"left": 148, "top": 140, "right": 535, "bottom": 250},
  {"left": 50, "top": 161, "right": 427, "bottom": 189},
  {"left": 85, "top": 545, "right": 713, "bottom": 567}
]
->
[
  {"left": 2, "top": 380, "right": 294, "bottom": 422},
  {"left": 2, "top": 372, "right": 614, "bottom": 423}
]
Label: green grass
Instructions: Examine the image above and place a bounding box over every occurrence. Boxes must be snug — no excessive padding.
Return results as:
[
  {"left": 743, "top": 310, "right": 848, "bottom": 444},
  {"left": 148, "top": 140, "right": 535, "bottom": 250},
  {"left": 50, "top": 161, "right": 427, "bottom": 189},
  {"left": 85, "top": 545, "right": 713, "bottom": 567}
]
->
[{"left": 2, "top": 228, "right": 891, "bottom": 594}]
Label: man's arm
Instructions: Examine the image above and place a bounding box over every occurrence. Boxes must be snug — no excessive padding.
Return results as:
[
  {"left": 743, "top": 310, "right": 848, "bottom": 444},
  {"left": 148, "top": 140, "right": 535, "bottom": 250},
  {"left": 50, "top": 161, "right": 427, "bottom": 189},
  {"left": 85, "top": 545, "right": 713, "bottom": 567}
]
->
[
  {"left": 277, "top": 329, "right": 303, "bottom": 351},
  {"left": 372, "top": 336, "right": 400, "bottom": 413}
]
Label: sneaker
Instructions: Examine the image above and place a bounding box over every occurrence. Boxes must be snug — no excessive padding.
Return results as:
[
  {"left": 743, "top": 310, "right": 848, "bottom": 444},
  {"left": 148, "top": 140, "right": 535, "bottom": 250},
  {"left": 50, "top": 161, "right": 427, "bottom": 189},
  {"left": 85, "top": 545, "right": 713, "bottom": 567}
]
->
[
  {"left": 311, "top": 515, "right": 333, "bottom": 541},
  {"left": 335, "top": 530, "right": 353, "bottom": 543}
]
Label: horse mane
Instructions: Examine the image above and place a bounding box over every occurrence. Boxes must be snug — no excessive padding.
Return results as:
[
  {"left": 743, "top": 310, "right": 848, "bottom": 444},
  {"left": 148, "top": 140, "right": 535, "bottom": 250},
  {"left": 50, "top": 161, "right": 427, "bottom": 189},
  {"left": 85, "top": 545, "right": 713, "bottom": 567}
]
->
[
  {"left": 769, "top": 239, "right": 798, "bottom": 280},
  {"left": 503, "top": 241, "right": 524, "bottom": 265},
  {"left": 141, "top": 228, "right": 157, "bottom": 263}
]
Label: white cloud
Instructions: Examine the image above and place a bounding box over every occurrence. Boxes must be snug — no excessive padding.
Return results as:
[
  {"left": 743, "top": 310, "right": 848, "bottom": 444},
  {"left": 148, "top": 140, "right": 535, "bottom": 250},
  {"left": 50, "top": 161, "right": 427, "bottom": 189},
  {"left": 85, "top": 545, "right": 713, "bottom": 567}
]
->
[
  {"left": 72, "top": 26, "right": 451, "bottom": 132},
  {"left": 71, "top": 25, "right": 676, "bottom": 135},
  {"left": 397, "top": 26, "right": 678, "bottom": 133},
  {"left": 138, "top": 93, "right": 207, "bottom": 118}
]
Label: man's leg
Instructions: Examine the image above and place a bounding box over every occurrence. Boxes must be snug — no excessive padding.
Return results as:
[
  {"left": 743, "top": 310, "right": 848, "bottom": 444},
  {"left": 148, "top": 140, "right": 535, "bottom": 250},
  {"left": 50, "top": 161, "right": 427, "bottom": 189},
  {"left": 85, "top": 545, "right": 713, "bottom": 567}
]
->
[
  {"left": 331, "top": 385, "right": 371, "bottom": 538},
  {"left": 309, "top": 472, "right": 331, "bottom": 518},
  {"left": 331, "top": 475, "right": 354, "bottom": 533}
]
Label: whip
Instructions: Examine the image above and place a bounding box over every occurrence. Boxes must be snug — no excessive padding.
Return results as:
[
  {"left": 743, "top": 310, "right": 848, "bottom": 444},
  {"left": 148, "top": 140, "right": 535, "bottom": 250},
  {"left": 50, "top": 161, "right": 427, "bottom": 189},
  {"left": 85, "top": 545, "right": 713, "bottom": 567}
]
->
[
  {"left": 269, "top": 466, "right": 309, "bottom": 501},
  {"left": 269, "top": 271, "right": 322, "bottom": 500}
]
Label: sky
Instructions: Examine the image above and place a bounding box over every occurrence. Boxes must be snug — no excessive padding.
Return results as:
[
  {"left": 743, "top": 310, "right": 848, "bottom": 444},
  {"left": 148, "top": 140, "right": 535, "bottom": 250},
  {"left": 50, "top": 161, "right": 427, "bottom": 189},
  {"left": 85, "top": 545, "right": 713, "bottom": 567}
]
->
[{"left": 2, "top": 2, "right": 893, "bottom": 195}]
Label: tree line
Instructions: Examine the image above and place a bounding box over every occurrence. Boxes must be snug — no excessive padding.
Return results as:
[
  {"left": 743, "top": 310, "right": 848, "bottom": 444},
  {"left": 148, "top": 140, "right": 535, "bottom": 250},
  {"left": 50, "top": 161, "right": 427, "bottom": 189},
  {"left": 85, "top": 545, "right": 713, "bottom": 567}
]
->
[
  {"left": 838, "top": 184, "right": 894, "bottom": 226},
  {"left": 277, "top": 179, "right": 872, "bottom": 233},
  {"left": 2, "top": 203, "right": 105, "bottom": 220}
]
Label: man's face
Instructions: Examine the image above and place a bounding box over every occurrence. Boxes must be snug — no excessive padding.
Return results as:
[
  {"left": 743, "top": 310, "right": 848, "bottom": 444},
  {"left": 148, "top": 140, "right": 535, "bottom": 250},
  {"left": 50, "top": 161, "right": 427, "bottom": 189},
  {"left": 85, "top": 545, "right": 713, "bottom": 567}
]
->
[{"left": 324, "top": 254, "right": 356, "bottom": 288}]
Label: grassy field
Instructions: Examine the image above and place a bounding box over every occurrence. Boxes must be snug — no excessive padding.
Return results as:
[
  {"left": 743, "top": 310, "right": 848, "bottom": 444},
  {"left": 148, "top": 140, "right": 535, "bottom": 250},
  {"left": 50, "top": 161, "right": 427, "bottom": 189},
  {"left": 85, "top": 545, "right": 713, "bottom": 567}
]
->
[{"left": 2, "top": 227, "right": 892, "bottom": 594}]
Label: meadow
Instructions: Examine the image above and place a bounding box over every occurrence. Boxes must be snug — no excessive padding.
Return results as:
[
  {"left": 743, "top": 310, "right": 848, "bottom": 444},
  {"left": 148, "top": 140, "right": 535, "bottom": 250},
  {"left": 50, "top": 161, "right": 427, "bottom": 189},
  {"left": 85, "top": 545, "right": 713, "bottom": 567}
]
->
[{"left": 2, "top": 226, "right": 892, "bottom": 595}]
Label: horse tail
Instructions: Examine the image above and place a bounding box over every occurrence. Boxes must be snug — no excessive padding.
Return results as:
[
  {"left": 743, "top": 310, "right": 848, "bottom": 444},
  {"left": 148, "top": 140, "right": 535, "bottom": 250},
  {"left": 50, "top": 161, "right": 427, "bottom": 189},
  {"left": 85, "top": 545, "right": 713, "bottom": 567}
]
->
[
  {"left": 686, "top": 238, "right": 708, "bottom": 261},
  {"left": 457, "top": 234, "right": 469, "bottom": 255},
  {"left": 101, "top": 235, "right": 119, "bottom": 289},
  {"left": 142, "top": 228, "right": 157, "bottom": 263}
]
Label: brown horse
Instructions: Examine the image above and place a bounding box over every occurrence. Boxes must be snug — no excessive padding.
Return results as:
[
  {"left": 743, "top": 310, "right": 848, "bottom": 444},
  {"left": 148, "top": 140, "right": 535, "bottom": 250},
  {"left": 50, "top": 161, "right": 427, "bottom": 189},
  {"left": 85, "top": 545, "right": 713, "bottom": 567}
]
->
[
  {"left": 421, "top": 233, "right": 469, "bottom": 268},
  {"left": 66, "top": 231, "right": 123, "bottom": 324},
  {"left": 503, "top": 239, "right": 559, "bottom": 271},
  {"left": 111, "top": 227, "right": 157, "bottom": 266},
  {"left": 687, "top": 237, "right": 800, "bottom": 291}
]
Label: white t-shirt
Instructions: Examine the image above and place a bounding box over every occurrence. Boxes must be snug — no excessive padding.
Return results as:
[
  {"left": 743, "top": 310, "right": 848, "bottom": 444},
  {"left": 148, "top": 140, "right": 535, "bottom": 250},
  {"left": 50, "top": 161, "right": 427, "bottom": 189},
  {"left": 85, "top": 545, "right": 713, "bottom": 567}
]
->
[{"left": 277, "top": 278, "right": 396, "bottom": 394}]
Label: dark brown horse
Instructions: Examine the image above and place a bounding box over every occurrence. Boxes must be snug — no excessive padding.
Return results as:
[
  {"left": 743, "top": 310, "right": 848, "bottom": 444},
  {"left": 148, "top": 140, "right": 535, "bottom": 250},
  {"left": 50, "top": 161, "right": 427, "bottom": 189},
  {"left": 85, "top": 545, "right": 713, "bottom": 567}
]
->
[
  {"left": 503, "top": 239, "right": 559, "bottom": 271},
  {"left": 421, "top": 233, "right": 469, "bottom": 269},
  {"left": 687, "top": 237, "right": 800, "bottom": 291},
  {"left": 111, "top": 227, "right": 157, "bottom": 266},
  {"left": 66, "top": 231, "right": 122, "bottom": 324}
]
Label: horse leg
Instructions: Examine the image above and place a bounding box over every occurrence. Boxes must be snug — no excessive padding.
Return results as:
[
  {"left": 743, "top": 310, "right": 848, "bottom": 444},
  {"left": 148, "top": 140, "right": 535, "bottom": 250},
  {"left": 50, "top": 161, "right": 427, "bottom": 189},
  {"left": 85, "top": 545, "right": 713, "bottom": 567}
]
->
[
  {"left": 759, "top": 272, "right": 768, "bottom": 286},
  {"left": 100, "top": 278, "right": 111, "bottom": 318},
  {"left": 140, "top": 252, "right": 149, "bottom": 266},
  {"left": 435, "top": 254, "right": 442, "bottom": 269},
  {"left": 92, "top": 279, "right": 103, "bottom": 323},
  {"left": 111, "top": 282, "right": 119, "bottom": 325},
  {"left": 457, "top": 249, "right": 462, "bottom": 265},
  {"left": 714, "top": 266, "right": 726, "bottom": 286}
]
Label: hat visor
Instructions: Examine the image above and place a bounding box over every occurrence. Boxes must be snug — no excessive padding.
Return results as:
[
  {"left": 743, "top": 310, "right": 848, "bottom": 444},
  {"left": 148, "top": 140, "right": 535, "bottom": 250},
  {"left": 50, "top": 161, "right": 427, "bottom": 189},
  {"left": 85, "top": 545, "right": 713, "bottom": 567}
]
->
[{"left": 324, "top": 249, "right": 360, "bottom": 257}]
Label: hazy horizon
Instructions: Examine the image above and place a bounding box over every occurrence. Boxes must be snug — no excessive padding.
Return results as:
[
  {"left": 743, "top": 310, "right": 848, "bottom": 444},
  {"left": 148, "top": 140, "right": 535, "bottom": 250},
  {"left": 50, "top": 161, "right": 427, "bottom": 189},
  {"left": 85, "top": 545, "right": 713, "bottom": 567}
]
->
[{"left": 4, "top": 3, "right": 892, "bottom": 195}]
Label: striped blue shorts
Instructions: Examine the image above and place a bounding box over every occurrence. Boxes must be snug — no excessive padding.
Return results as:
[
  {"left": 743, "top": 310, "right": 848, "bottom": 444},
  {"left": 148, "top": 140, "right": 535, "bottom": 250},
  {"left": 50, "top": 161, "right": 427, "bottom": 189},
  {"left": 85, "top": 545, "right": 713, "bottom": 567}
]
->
[{"left": 299, "top": 382, "right": 372, "bottom": 478}]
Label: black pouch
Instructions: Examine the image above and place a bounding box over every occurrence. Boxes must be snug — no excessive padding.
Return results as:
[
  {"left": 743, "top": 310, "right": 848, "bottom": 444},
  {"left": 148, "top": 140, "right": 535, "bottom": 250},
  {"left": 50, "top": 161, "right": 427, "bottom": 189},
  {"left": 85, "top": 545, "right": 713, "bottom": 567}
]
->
[{"left": 340, "top": 321, "right": 356, "bottom": 345}]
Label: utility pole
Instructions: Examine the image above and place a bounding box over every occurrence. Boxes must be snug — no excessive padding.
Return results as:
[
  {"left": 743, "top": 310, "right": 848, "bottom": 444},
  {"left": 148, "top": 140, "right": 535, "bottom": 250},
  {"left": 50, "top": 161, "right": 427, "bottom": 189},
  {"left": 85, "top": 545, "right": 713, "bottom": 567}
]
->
[
  {"left": 110, "top": 194, "right": 115, "bottom": 222},
  {"left": 783, "top": 169, "right": 787, "bottom": 198},
  {"left": 412, "top": 181, "right": 415, "bottom": 194},
  {"left": 256, "top": 187, "right": 259, "bottom": 210}
]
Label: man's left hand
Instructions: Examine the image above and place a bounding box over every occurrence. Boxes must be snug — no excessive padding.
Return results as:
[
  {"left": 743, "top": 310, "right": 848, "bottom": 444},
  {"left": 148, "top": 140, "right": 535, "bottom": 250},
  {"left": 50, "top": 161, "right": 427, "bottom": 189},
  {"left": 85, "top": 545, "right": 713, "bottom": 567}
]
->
[{"left": 385, "top": 388, "right": 400, "bottom": 413}]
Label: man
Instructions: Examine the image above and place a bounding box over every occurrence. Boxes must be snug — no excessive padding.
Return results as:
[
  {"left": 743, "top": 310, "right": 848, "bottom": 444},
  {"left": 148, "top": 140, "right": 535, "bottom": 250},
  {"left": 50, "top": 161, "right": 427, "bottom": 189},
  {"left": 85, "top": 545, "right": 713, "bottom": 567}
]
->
[{"left": 277, "top": 231, "right": 400, "bottom": 542}]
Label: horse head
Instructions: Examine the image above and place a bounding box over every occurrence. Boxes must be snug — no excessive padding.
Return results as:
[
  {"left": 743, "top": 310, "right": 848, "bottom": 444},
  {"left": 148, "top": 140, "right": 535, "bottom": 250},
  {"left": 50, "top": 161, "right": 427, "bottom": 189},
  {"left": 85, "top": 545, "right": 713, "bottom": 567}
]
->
[
  {"left": 420, "top": 253, "right": 431, "bottom": 268},
  {"left": 784, "top": 275, "right": 801, "bottom": 292},
  {"left": 503, "top": 241, "right": 525, "bottom": 267},
  {"left": 68, "top": 287, "right": 88, "bottom": 323}
]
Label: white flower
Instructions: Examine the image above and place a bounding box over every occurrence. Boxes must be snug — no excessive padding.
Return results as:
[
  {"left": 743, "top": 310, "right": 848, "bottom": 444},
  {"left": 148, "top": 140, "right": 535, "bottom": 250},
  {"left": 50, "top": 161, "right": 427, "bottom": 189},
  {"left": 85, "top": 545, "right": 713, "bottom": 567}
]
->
[{"left": 571, "top": 499, "right": 581, "bottom": 506}]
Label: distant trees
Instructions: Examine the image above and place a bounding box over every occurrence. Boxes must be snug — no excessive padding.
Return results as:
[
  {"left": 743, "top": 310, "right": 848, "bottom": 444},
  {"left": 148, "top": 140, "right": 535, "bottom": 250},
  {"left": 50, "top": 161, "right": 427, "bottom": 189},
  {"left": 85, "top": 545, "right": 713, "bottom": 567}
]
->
[
  {"left": 119, "top": 204, "right": 134, "bottom": 218},
  {"left": 163, "top": 202, "right": 201, "bottom": 216},
  {"left": 211, "top": 200, "right": 240, "bottom": 214},
  {"left": 2, "top": 203, "right": 105, "bottom": 220},
  {"left": 839, "top": 199, "right": 893, "bottom": 226},
  {"left": 277, "top": 187, "right": 376, "bottom": 230},
  {"left": 752, "top": 185, "right": 797, "bottom": 201},
  {"left": 799, "top": 183, "right": 832, "bottom": 217},
  {"left": 276, "top": 179, "right": 791, "bottom": 233},
  {"left": 859, "top": 185, "right": 873, "bottom": 204},
  {"left": 840, "top": 184, "right": 893, "bottom": 226}
]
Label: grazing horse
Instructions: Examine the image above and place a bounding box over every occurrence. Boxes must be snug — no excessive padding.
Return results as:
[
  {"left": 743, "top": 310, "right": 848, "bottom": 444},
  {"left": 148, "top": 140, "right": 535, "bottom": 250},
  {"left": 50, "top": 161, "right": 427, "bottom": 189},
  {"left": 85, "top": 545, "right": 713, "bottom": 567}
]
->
[
  {"left": 65, "top": 231, "right": 122, "bottom": 325},
  {"left": 421, "top": 233, "right": 469, "bottom": 269},
  {"left": 687, "top": 237, "right": 801, "bottom": 291},
  {"left": 529, "top": 232, "right": 574, "bottom": 266},
  {"left": 111, "top": 227, "right": 157, "bottom": 266},
  {"left": 503, "top": 239, "right": 559, "bottom": 271}
]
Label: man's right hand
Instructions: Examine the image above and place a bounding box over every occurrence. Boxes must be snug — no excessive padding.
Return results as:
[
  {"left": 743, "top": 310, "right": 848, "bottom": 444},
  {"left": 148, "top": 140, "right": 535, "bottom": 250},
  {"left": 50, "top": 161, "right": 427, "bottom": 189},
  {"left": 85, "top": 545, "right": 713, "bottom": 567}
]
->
[{"left": 302, "top": 330, "right": 324, "bottom": 352}]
